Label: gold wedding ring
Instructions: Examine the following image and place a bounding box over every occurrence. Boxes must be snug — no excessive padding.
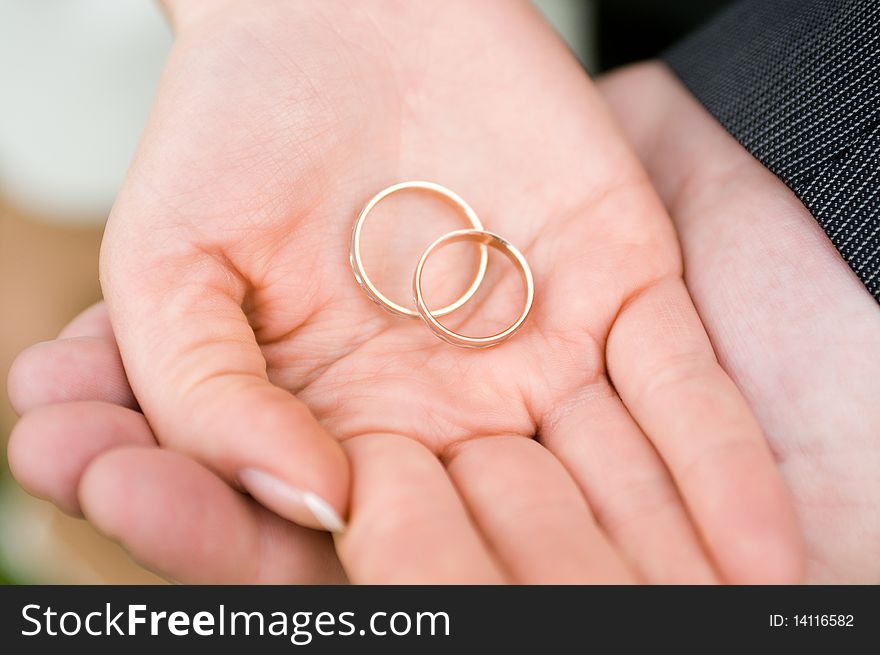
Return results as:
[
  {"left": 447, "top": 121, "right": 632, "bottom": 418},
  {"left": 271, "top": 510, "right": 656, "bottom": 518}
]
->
[
  {"left": 350, "top": 181, "right": 488, "bottom": 318},
  {"left": 350, "top": 181, "right": 534, "bottom": 348},
  {"left": 414, "top": 229, "right": 534, "bottom": 349}
]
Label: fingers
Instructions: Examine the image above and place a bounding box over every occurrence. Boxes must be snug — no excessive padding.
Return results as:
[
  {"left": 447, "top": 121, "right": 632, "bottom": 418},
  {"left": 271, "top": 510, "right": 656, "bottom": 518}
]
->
[
  {"left": 539, "top": 385, "right": 718, "bottom": 583},
  {"left": 7, "top": 300, "right": 146, "bottom": 514},
  {"left": 102, "top": 257, "right": 349, "bottom": 532},
  {"left": 7, "top": 301, "right": 131, "bottom": 415},
  {"left": 58, "top": 301, "right": 115, "bottom": 340},
  {"left": 8, "top": 402, "right": 154, "bottom": 516},
  {"left": 7, "top": 302, "right": 149, "bottom": 514},
  {"left": 337, "top": 434, "right": 505, "bottom": 584},
  {"left": 7, "top": 303, "right": 345, "bottom": 584},
  {"left": 7, "top": 337, "right": 136, "bottom": 415},
  {"left": 444, "top": 436, "right": 636, "bottom": 583},
  {"left": 607, "top": 276, "right": 804, "bottom": 583},
  {"left": 80, "top": 447, "right": 345, "bottom": 584}
]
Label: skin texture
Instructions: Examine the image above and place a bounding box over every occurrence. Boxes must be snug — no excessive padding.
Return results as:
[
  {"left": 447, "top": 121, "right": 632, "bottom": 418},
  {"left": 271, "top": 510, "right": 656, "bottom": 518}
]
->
[
  {"left": 6, "top": 2, "right": 803, "bottom": 583},
  {"left": 600, "top": 63, "right": 880, "bottom": 583}
]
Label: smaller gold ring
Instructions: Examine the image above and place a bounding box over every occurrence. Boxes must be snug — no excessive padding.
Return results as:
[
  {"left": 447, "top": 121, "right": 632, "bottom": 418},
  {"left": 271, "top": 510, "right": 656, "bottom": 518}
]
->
[
  {"left": 350, "top": 181, "right": 489, "bottom": 318},
  {"left": 413, "top": 229, "right": 535, "bottom": 349}
]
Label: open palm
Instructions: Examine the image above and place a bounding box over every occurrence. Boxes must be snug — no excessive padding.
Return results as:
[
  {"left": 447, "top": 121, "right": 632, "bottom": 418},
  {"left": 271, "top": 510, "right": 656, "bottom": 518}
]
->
[{"left": 8, "top": 1, "right": 800, "bottom": 583}]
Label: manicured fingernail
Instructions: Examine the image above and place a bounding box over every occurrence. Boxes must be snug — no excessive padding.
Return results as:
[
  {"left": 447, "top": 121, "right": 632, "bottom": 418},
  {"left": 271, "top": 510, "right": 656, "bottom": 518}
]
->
[{"left": 238, "top": 468, "right": 346, "bottom": 533}]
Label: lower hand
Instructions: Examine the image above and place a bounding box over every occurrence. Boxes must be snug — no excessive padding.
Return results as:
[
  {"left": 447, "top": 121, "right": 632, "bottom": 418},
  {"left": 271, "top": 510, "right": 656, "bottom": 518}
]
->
[{"left": 600, "top": 62, "right": 880, "bottom": 583}]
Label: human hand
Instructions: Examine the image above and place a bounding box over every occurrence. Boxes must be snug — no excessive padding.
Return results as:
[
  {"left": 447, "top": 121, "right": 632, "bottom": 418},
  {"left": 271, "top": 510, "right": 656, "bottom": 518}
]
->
[
  {"left": 6, "top": 303, "right": 345, "bottom": 583},
  {"left": 8, "top": 1, "right": 801, "bottom": 583},
  {"left": 599, "top": 62, "right": 880, "bottom": 583}
]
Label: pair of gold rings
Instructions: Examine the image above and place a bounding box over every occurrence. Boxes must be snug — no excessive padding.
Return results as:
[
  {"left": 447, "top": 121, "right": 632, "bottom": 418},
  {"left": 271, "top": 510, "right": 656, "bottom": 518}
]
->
[{"left": 350, "top": 181, "right": 534, "bottom": 349}]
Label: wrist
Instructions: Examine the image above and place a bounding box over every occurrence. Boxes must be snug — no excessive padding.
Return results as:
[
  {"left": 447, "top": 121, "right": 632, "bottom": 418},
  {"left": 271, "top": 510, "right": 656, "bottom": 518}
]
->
[
  {"left": 160, "top": 0, "right": 534, "bottom": 36},
  {"left": 158, "top": 0, "right": 244, "bottom": 32}
]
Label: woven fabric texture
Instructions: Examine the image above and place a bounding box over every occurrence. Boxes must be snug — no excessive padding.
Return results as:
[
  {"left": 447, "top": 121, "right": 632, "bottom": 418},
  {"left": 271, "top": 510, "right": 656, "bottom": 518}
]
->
[{"left": 665, "top": 0, "right": 880, "bottom": 302}]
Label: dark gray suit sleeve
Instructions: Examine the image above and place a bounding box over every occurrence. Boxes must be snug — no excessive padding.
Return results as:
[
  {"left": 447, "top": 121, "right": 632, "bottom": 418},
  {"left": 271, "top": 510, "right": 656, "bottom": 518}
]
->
[{"left": 664, "top": 0, "right": 880, "bottom": 302}]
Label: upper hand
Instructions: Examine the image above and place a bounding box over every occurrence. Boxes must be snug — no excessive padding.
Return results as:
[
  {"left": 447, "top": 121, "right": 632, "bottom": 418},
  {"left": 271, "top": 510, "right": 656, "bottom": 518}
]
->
[{"left": 7, "top": 1, "right": 801, "bottom": 583}]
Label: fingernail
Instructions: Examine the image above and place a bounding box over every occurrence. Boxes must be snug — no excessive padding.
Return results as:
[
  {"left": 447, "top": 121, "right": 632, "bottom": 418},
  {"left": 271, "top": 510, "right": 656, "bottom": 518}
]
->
[{"left": 238, "top": 468, "right": 346, "bottom": 533}]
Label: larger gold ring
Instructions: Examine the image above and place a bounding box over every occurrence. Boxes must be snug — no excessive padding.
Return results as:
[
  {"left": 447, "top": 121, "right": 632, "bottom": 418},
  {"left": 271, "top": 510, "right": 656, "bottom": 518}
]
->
[
  {"left": 413, "top": 229, "right": 535, "bottom": 349},
  {"left": 350, "top": 181, "right": 489, "bottom": 318}
]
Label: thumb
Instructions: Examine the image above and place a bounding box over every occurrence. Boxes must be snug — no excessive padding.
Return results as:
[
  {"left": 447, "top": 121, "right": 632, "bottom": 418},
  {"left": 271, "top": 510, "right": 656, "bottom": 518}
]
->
[{"left": 101, "top": 246, "right": 349, "bottom": 533}]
